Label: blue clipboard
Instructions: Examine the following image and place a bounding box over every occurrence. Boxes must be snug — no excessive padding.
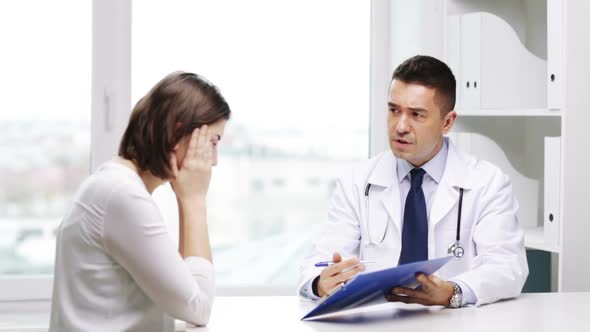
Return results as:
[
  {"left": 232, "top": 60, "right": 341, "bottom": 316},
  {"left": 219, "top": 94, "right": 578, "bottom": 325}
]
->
[{"left": 302, "top": 256, "right": 452, "bottom": 320}]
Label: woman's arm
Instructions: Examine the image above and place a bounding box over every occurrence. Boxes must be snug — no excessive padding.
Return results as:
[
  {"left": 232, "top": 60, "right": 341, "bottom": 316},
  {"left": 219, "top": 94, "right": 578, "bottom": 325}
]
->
[
  {"left": 171, "top": 126, "right": 214, "bottom": 262},
  {"left": 178, "top": 197, "right": 212, "bottom": 261},
  {"left": 103, "top": 191, "right": 214, "bottom": 326}
]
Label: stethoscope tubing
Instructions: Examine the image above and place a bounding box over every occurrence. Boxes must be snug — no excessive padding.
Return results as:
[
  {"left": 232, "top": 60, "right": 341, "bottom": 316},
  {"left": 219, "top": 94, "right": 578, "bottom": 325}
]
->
[{"left": 456, "top": 188, "right": 463, "bottom": 242}]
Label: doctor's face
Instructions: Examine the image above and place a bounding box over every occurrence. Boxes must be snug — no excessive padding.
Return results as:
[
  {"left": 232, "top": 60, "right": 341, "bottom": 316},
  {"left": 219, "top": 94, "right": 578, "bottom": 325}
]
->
[{"left": 387, "top": 80, "right": 456, "bottom": 167}]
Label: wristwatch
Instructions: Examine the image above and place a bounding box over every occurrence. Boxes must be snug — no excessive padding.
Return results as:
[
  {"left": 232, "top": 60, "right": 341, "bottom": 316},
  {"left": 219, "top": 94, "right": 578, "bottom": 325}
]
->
[{"left": 448, "top": 281, "right": 463, "bottom": 308}]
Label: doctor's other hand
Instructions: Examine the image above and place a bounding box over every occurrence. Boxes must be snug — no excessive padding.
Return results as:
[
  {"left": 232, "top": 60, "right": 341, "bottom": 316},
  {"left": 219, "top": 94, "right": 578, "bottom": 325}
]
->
[
  {"left": 385, "top": 273, "right": 454, "bottom": 306},
  {"left": 317, "top": 253, "right": 365, "bottom": 298},
  {"left": 170, "top": 126, "right": 213, "bottom": 201}
]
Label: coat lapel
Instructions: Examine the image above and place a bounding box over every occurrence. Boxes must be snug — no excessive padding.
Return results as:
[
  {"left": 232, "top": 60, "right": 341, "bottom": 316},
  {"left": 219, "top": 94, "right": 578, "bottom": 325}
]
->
[
  {"left": 378, "top": 182, "right": 402, "bottom": 235},
  {"left": 429, "top": 139, "right": 474, "bottom": 228},
  {"left": 367, "top": 151, "right": 402, "bottom": 235}
]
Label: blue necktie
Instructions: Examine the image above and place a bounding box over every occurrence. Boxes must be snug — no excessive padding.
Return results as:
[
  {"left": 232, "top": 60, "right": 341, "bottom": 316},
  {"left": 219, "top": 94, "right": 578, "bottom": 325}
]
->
[{"left": 399, "top": 168, "right": 428, "bottom": 264}]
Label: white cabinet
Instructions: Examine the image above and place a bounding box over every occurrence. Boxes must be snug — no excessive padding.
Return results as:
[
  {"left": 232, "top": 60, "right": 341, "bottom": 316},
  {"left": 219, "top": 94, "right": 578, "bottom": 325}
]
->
[
  {"left": 442, "top": 0, "right": 590, "bottom": 292},
  {"left": 445, "top": 0, "right": 567, "bottom": 287}
]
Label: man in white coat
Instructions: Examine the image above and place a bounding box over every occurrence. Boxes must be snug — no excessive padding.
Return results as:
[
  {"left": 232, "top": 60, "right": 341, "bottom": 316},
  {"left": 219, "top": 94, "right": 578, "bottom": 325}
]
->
[{"left": 299, "top": 55, "right": 528, "bottom": 307}]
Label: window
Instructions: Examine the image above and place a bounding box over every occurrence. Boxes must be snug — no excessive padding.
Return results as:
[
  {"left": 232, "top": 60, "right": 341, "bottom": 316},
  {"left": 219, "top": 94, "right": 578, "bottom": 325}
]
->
[
  {"left": 0, "top": 1, "right": 91, "bottom": 277},
  {"left": 133, "top": 0, "right": 370, "bottom": 292}
]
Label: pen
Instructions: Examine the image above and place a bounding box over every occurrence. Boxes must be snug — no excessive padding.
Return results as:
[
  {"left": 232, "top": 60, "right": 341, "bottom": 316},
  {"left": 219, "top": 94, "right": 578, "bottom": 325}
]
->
[{"left": 314, "top": 260, "right": 376, "bottom": 267}]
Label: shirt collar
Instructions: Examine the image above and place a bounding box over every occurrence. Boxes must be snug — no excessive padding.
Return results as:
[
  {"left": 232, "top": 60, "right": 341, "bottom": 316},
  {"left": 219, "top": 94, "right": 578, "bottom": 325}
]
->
[{"left": 397, "top": 138, "right": 448, "bottom": 184}]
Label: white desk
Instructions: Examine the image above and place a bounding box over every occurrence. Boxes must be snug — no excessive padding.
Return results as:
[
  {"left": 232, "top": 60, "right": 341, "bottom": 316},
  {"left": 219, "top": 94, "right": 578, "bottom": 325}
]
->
[{"left": 1, "top": 293, "right": 588, "bottom": 331}]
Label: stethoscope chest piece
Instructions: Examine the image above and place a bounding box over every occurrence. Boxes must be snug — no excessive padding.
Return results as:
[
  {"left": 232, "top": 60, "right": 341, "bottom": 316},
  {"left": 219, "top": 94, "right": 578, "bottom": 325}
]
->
[{"left": 448, "top": 241, "right": 464, "bottom": 259}]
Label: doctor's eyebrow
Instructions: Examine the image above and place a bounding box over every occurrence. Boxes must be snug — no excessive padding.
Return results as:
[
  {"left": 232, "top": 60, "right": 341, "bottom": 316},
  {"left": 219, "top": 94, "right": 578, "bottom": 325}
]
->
[{"left": 387, "top": 102, "right": 429, "bottom": 113}]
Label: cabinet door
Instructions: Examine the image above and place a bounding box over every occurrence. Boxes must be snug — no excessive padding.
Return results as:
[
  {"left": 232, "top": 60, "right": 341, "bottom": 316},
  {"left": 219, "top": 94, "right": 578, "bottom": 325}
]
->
[
  {"left": 544, "top": 136, "right": 561, "bottom": 250},
  {"left": 460, "top": 13, "right": 482, "bottom": 110},
  {"left": 547, "top": 0, "right": 564, "bottom": 110},
  {"left": 447, "top": 15, "right": 462, "bottom": 111}
]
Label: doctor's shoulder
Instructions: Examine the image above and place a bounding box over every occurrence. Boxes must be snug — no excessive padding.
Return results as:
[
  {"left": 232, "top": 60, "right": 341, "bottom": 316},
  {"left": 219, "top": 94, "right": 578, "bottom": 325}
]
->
[
  {"left": 349, "top": 151, "right": 390, "bottom": 183},
  {"left": 330, "top": 151, "right": 391, "bottom": 196}
]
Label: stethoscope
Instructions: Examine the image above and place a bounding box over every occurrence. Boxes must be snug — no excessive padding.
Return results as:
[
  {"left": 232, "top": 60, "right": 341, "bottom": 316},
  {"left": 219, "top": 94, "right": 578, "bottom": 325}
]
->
[{"left": 364, "top": 183, "right": 465, "bottom": 259}]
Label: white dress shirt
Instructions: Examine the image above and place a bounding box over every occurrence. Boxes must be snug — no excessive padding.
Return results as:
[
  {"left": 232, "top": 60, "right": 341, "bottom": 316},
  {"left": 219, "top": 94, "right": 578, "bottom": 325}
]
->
[{"left": 50, "top": 161, "right": 214, "bottom": 331}]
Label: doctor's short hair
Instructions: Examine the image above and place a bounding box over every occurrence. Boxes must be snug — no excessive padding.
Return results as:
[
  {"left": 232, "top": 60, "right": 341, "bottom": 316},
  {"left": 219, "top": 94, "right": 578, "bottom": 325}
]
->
[
  {"left": 392, "top": 55, "right": 456, "bottom": 115},
  {"left": 118, "top": 71, "right": 231, "bottom": 179}
]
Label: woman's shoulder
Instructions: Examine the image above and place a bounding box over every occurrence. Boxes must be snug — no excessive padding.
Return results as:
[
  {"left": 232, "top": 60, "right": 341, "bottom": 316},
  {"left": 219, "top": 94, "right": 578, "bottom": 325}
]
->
[
  {"left": 98, "top": 161, "right": 147, "bottom": 190},
  {"left": 75, "top": 161, "right": 150, "bottom": 208},
  {"left": 95, "top": 163, "right": 163, "bottom": 239}
]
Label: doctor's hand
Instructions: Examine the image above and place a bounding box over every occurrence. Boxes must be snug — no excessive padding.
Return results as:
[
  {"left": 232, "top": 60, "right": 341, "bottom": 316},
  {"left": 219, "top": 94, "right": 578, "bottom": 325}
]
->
[
  {"left": 317, "top": 253, "right": 365, "bottom": 298},
  {"left": 169, "top": 126, "right": 213, "bottom": 201},
  {"left": 385, "top": 273, "right": 454, "bottom": 306}
]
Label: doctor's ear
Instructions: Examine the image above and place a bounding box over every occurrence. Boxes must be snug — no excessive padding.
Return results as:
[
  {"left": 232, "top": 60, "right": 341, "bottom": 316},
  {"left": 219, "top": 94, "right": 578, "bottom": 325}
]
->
[{"left": 442, "top": 110, "right": 457, "bottom": 134}]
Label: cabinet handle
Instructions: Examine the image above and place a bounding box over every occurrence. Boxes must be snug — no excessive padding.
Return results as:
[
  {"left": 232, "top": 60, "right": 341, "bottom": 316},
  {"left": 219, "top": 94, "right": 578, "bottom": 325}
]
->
[
  {"left": 549, "top": 213, "right": 554, "bottom": 222},
  {"left": 550, "top": 74, "right": 556, "bottom": 82},
  {"left": 474, "top": 81, "right": 477, "bottom": 88},
  {"left": 466, "top": 81, "right": 470, "bottom": 88}
]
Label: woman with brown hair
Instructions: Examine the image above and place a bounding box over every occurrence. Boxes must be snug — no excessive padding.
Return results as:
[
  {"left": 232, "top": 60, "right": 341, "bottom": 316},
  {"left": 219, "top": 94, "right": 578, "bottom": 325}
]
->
[{"left": 50, "top": 72, "right": 230, "bottom": 331}]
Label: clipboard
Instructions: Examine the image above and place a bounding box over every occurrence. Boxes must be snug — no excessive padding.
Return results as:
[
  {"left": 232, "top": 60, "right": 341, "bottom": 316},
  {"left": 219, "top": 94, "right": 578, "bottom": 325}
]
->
[{"left": 301, "top": 256, "right": 452, "bottom": 320}]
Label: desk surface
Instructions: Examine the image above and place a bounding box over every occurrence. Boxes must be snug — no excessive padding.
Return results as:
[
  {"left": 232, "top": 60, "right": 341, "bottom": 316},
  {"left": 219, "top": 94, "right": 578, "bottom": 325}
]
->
[{"left": 1, "top": 293, "right": 588, "bottom": 331}]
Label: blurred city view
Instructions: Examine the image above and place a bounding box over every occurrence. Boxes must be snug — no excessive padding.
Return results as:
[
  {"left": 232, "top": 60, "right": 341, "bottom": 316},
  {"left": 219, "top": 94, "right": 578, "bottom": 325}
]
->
[
  {"left": 0, "top": 119, "right": 367, "bottom": 290},
  {"left": 0, "top": 121, "right": 90, "bottom": 274}
]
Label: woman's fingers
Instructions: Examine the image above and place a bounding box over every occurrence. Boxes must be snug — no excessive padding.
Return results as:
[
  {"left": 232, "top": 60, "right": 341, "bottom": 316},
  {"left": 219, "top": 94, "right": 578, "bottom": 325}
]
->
[
  {"left": 202, "top": 138, "right": 213, "bottom": 164},
  {"left": 185, "top": 128, "right": 200, "bottom": 161},
  {"left": 196, "top": 125, "right": 214, "bottom": 166},
  {"left": 181, "top": 125, "right": 214, "bottom": 170},
  {"left": 195, "top": 125, "right": 208, "bottom": 157}
]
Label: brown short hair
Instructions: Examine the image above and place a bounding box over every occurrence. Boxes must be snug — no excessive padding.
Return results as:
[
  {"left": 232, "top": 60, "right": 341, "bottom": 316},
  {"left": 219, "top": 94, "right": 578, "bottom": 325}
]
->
[
  {"left": 392, "top": 55, "right": 456, "bottom": 115},
  {"left": 119, "top": 71, "right": 231, "bottom": 179}
]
